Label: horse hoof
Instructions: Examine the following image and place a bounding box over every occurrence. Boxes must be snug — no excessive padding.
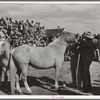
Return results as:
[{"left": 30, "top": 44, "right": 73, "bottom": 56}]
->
[
  {"left": 55, "top": 87, "right": 59, "bottom": 91},
  {"left": 18, "top": 92, "right": 23, "bottom": 95},
  {"left": 62, "top": 83, "right": 66, "bottom": 88},
  {"left": 15, "top": 90, "right": 23, "bottom": 95},
  {"left": 3, "top": 89, "right": 9, "bottom": 93},
  {"left": 27, "top": 92, "right": 32, "bottom": 95}
]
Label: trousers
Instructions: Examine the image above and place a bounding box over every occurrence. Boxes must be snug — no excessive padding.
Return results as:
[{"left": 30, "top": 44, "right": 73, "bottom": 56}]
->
[
  {"left": 79, "top": 55, "right": 92, "bottom": 90},
  {"left": 70, "top": 58, "right": 78, "bottom": 88}
]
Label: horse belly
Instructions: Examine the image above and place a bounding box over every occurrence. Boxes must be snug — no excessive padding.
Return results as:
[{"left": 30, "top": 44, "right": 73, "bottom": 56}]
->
[
  {"left": 30, "top": 56, "right": 55, "bottom": 69},
  {"left": 29, "top": 47, "right": 56, "bottom": 69}
]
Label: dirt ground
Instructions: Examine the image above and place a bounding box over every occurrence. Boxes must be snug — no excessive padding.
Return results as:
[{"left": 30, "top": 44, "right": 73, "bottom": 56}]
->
[{"left": 0, "top": 61, "right": 100, "bottom": 95}]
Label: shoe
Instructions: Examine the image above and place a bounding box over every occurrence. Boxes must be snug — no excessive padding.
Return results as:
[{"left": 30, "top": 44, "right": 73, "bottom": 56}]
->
[
  {"left": 81, "top": 88, "right": 90, "bottom": 93},
  {"left": 82, "top": 88, "right": 92, "bottom": 93}
]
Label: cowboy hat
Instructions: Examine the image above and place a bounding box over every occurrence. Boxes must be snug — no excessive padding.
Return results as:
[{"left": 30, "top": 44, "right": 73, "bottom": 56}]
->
[{"left": 84, "top": 31, "right": 94, "bottom": 39}]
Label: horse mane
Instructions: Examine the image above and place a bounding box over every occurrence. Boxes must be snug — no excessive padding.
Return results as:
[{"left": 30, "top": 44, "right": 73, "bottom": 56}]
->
[{"left": 48, "top": 37, "right": 60, "bottom": 46}]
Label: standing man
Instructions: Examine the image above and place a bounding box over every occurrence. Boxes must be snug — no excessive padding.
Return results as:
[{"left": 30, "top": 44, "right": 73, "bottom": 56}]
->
[
  {"left": 79, "top": 32, "right": 99, "bottom": 93},
  {"left": 69, "top": 35, "right": 81, "bottom": 89},
  {"left": 70, "top": 41, "right": 79, "bottom": 88}
]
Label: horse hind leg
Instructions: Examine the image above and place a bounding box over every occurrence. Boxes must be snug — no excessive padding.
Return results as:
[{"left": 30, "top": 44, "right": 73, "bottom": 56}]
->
[
  {"left": 21, "top": 65, "right": 32, "bottom": 95},
  {"left": 16, "top": 69, "right": 23, "bottom": 94},
  {"left": 2, "top": 67, "right": 8, "bottom": 88}
]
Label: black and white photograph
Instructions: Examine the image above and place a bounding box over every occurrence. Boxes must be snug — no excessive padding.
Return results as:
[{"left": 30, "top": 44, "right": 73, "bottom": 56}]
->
[{"left": 0, "top": 1, "right": 100, "bottom": 98}]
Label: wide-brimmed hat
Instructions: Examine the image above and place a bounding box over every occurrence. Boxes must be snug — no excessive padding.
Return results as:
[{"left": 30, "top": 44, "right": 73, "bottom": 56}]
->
[{"left": 84, "top": 32, "right": 94, "bottom": 39}]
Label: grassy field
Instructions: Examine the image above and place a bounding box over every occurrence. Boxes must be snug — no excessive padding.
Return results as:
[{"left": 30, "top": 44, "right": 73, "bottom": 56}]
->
[{"left": 0, "top": 61, "right": 100, "bottom": 95}]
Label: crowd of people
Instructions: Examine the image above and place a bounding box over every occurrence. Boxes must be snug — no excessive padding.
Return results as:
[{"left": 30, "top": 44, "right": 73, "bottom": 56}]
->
[
  {"left": 0, "top": 17, "right": 100, "bottom": 49},
  {"left": 0, "top": 17, "right": 57, "bottom": 48}
]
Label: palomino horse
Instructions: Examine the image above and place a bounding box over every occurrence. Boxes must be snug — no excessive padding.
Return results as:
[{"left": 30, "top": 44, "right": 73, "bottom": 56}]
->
[
  {"left": 0, "top": 39, "right": 11, "bottom": 89},
  {"left": 10, "top": 31, "right": 76, "bottom": 94}
]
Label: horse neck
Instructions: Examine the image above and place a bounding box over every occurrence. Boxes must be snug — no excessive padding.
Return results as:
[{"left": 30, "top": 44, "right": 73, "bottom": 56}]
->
[
  {"left": 58, "top": 35, "right": 67, "bottom": 44},
  {"left": 56, "top": 36, "right": 68, "bottom": 54}
]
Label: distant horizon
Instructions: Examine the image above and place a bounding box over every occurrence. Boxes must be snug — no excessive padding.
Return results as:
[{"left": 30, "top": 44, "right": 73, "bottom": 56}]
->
[{"left": 0, "top": 3, "right": 100, "bottom": 34}]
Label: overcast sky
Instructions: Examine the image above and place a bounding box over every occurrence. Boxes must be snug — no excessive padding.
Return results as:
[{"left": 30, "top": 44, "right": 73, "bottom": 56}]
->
[{"left": 0, "top": 3, "right": 100, "bottom": 34}]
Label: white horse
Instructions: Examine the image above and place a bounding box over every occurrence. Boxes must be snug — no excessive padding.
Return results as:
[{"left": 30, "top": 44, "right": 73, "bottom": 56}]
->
[{"left": 10, "top": 31, "right": 76, "bottom": 94}]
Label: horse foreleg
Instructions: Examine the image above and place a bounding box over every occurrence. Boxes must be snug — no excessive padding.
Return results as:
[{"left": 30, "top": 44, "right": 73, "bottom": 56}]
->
[
  {"left": 55, "top": 64, "right": 62, "bottom": 90},
  {"left": 21, "top": 66, "right": 32, "bottom": 94}
]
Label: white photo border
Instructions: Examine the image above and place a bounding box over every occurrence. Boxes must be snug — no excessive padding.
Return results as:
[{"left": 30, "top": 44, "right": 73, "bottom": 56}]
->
[{"left": 0, "top": 1, "right": 100, "bottom": 99}]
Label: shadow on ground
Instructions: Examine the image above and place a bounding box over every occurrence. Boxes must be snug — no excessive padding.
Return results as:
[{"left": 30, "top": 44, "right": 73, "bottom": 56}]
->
[
  {"left": 91, "top": 79, "right": 100, "bottom": 95},
  {"left": 0, "top": 82, "right": 11, "bottom": 94},
  {"left": 1, "top": 76, "right": 100, "bottom": 95},
  {"left": 20, "top": 76, "right": 100, "bottom": 95}
]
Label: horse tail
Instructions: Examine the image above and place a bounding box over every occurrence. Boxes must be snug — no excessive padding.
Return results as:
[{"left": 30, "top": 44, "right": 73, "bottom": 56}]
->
[{"left": 9, "top": 50, "right": 16, "bottom": 95}]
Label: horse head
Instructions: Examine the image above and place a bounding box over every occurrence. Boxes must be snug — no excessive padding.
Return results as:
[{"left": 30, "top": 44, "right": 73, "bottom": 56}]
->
[
  {"left": 61, "top": 31, "right": 78, "bottom": 44},
  {"left": 61, "top": 31, "right": 80, "bottom": 58}
]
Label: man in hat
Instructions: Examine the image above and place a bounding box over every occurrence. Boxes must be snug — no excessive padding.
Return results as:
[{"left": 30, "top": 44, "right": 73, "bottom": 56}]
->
[
  {"left": 69, "top": 41, "right": 79, "bottom": 88},
  {"left": 79, "top": 31, "right": 99, "bottom": 93}
]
